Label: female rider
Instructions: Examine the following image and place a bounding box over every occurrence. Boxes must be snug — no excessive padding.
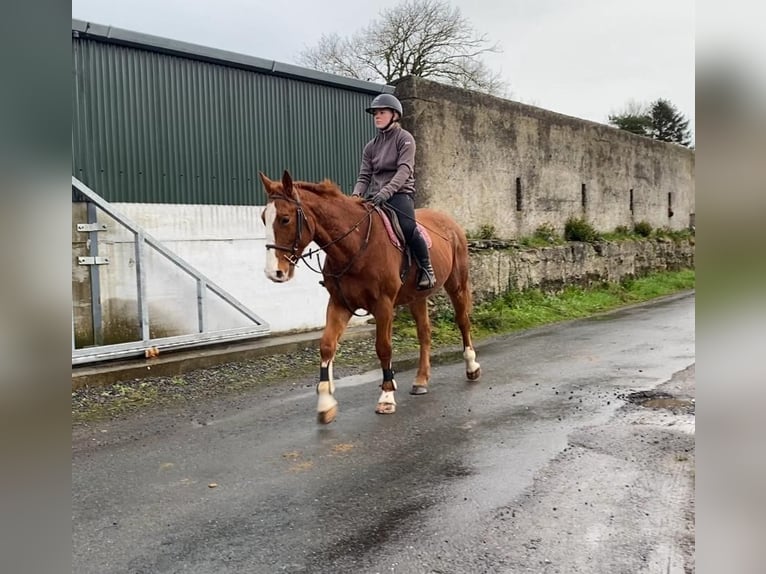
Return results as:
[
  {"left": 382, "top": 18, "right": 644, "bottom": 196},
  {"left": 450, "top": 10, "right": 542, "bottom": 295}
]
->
[{"left": 351, "top": 93, "right": 436, "bottom": 290}]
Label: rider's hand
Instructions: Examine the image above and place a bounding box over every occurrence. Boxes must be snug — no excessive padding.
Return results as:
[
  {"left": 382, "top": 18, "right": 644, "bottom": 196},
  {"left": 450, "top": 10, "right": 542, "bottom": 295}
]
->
[{"left": 369, "top": 193, "right": 386, "bottom": 207}]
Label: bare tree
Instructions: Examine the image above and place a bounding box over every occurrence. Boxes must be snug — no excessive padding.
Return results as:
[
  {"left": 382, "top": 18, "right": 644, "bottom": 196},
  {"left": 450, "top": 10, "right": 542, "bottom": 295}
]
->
[
  {"left": 608, "top": 100, "right": 652, "bottom": 137},
  {"left": 297, "top": 0, "right": 507, "bottom": 96},
  {"left": 612, "top": 99, "right": 650, "bottom": 118}
]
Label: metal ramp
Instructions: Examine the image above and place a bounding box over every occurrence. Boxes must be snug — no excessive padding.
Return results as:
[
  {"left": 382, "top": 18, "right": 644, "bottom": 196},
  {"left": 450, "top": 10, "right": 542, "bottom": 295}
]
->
[{"left": 72, "top": 177, "right": 270, "bottom": 365}]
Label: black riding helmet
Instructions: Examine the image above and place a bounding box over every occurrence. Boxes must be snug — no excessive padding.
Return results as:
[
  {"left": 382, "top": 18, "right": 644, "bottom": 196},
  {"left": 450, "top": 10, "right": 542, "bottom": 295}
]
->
[{"left": 365, "top": 93, "right": 403, "bottom": 119}]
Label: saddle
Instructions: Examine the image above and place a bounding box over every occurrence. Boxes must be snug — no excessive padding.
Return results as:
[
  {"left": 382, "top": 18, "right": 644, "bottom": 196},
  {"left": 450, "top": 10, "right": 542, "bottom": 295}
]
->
[{"left": 376, "top": 204, "right": 432, "bottom": 283}]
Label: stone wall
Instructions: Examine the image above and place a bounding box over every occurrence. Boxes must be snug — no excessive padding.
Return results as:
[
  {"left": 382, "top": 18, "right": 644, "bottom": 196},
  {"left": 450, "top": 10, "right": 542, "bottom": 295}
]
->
[
  {"left": 395, "top": 76, "right": 695, "bottom": 239},
  {"left": 466, "top": 238, "right": 695, "bottom": 304}
]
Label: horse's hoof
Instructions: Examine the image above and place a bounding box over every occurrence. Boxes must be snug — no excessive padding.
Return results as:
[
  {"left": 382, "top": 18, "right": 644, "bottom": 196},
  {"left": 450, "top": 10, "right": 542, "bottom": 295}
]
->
[
  {"left": 317, "top": 406, "right": 337, "bottom": 424},
  {"left": 466, "top": 367, "right": 481, "bottom": 381},
  {"left": 375, "top": 402, "right": 396, "bottom": 414},
  {"left": 410, "top": 384, "right": 429, "bottom": 395}
]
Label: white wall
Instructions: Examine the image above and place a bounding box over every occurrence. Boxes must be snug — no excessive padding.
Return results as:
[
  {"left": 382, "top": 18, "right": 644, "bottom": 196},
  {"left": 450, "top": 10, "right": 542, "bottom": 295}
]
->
[{"left": 79, "top": 203, "right": 368, "bottom": 339}]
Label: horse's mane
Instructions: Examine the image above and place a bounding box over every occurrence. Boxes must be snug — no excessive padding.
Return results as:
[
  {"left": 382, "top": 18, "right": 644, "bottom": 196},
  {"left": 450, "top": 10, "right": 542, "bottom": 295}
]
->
[{"left": 295, "top": 179, "right": 346, "bottom": 199}]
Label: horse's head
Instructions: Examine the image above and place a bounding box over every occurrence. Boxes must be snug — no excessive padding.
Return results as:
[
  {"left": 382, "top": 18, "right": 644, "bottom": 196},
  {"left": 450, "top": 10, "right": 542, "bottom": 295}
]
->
[{"left": 259, "top": 170, "right": 312, "bottom": 283}]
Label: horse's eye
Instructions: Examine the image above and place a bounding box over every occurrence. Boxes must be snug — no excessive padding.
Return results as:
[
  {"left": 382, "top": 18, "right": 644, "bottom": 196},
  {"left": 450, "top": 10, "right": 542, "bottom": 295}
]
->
[{"left": 280, "top": 216, "right": 290, "bottom": 225}]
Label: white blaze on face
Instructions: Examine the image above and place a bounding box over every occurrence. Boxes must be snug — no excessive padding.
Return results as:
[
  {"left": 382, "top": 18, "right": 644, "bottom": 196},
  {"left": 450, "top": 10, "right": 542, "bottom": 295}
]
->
[{"left": 263, "top": 203, "right": 281, "bottom": 280}]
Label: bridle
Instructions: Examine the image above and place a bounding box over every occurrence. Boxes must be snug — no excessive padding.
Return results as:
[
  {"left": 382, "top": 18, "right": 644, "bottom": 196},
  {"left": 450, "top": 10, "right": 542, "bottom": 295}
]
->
[
  {"left": 264, "top": 194, "right": 312, "bottom": 267},
  {"left": 265, "top": 192, "right": 374, "bottom": 276},
  {"left": 266, "top": 192, "right": 375, "bottom": 317}
]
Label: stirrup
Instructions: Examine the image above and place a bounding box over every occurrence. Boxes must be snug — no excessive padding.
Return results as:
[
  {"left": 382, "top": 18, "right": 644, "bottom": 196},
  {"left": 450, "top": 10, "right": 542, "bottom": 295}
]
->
[{"left": 417, "top": 266, "right": 436, "bottom": 290}]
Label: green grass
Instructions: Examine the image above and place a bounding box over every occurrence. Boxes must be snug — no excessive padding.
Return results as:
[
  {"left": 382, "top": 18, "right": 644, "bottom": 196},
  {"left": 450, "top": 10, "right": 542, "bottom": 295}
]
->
[{"left": 396, "top": 269, "right": 695, "bottom": 343}]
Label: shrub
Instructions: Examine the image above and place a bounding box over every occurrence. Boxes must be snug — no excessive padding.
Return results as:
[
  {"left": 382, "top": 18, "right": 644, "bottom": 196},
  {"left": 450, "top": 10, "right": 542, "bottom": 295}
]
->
[
  {"left": 467, "top": 224, "right": 496, "bottom": 240},
  {"left": 633, "top": 221, "right": 653, "bottom": 237},
  {"left": 655, "top": 226, "right": 694, "bottom": 241},
  {"left": 564, "top": 218, "right": 601, "bottom": 242},
  {"left": 519, "top": 224, "right": 562, "bottom": 247},
  {"left": 477, "top": 224, "right": 496, "bottom": 239}
]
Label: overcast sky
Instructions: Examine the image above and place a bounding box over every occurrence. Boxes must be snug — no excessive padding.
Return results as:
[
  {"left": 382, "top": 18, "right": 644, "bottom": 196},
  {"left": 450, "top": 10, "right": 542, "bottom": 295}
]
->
[{"left": 71, "top": 0, "right": 695, "bottom": 129}]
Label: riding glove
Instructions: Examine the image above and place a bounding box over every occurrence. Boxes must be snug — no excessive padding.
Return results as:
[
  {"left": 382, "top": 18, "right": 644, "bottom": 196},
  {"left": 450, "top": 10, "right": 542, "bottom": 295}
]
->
[{"left": 369, "top": 193, "right": 387, "bottom": 207}]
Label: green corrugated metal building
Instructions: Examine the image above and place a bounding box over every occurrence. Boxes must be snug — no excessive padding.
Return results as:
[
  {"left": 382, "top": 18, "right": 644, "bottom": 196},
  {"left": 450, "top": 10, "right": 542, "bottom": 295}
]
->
[{"left": 72, "top": 19, "right": 393, "bottom": 205}]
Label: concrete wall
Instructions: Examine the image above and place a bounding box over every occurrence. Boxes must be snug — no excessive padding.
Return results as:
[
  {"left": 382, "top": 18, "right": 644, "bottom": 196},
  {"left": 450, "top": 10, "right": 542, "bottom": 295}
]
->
[{"left": 395, "top": 76, "right": 695, "bottom": 239}]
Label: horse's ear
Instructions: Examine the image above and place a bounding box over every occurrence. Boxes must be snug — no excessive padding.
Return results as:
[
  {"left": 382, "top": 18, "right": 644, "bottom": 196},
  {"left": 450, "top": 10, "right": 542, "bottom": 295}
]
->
[
  {"left": 259, "top": 172, "right": 277, "bottom": 196},
  {"left": 281, "top": 170, "right": 296, "bottom": 200}
]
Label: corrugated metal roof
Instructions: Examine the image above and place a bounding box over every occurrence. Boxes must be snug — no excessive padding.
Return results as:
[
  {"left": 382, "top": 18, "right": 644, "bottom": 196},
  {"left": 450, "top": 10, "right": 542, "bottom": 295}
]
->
[{"left": 72, "top": 19, "right": 394, "bottom": 96}]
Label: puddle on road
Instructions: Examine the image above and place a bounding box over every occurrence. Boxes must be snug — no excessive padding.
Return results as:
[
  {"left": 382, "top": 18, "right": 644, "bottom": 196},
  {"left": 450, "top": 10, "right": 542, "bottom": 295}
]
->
[
  {"left": 640, "top": 397, "right": 692, "bottom": 409},
  {"left": 624, "top": 390, "right": 695, "bottom": 413}
]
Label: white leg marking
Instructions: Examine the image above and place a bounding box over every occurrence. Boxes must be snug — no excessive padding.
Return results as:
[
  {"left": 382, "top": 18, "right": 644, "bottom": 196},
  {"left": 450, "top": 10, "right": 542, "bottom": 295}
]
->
[
  {"left": 317, "top": 391, "right": 338, "bottom": 413},
  {"left": 463, "top": 347, "right": 480, "bottom": 372},
  {"left": 376, "top": 378, "right": 397, "bottom": 413},
  {"left": 317, "top": 360, "right": 337, "bottom": 412},
  {"left": 263, "top": 204, "right": 282, "bottom": 280},
  {"left": 377, "top": 390, "right": 397, "bottom": 405}
]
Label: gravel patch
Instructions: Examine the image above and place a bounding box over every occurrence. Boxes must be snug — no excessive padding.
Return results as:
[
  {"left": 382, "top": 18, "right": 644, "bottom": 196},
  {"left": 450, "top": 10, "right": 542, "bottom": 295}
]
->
[{"left": 72, "top": 335, "right": 423, "bottom": 424}]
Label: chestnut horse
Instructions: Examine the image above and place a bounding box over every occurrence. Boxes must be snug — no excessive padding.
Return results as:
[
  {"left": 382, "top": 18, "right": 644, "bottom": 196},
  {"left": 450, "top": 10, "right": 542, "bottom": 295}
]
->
[{"left": 259, "top": 171, "right": 481, "bottom": 423}]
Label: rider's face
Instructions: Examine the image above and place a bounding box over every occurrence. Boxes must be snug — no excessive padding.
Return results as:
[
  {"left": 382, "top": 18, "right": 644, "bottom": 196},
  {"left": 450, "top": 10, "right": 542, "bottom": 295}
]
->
[{"left": 373, "top": 108, "right": 395, "bottom": 128}]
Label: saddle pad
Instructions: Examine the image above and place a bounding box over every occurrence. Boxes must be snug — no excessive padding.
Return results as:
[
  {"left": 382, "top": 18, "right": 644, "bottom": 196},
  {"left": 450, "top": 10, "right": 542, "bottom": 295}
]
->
[{"left": 378, "top": 208, "right": 432, "bottom": 250}]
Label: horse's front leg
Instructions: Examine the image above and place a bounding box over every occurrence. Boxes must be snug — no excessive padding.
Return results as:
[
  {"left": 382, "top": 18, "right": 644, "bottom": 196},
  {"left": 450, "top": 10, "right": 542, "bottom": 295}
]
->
[
  {"left": 373, "top": 303, "right": 397, "bottom": 415},
  {"left": 317, "top": 300, "right": 352, "bottom": 424}
]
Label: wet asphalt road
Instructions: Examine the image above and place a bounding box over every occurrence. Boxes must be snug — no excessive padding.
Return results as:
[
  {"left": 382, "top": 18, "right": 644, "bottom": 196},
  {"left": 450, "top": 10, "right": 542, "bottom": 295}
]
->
[{"left": 72, "top": 293, "right": 695, "bottom": 574}]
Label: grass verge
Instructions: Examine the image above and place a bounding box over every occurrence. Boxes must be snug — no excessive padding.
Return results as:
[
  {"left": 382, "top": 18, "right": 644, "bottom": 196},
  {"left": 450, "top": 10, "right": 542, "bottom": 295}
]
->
[{"left": 393, "top": 269, "right": 695, "bottom": 347}]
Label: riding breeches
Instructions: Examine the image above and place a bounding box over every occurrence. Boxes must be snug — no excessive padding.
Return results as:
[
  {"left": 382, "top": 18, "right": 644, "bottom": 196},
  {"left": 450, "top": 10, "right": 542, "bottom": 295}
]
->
[{"left": 386, "top": 193, "right": 417, "bottom": 243}]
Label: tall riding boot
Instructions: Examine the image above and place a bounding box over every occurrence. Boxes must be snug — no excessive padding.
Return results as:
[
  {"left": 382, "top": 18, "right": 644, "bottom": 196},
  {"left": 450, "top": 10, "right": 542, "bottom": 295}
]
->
[{"left": 410, "top": 229, "right": 436, "bottom": 290}]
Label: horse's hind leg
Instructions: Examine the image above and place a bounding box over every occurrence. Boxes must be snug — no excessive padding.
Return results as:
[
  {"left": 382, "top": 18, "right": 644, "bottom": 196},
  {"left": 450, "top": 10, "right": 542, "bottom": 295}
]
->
[
  {"left": 445, "top": 275, "right": 481, "bottom": 381},
  {"left": 317, "top": 301, "right": 352, "bottom": 424},
  {"left": 408, "top": 298, "right": 432, "bottom": 395}
]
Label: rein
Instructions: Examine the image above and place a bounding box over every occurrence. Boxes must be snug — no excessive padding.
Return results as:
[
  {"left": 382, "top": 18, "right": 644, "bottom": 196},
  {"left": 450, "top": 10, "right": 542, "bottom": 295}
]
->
[
  {"left": 319, "top": 207, "right": 374, "bottom": 317},
  {"left": 266, "top": 193, "right": 370, "bottom": 267},
  {"left": 301, "top": 208, "right": 373, "bottom": 275},
  {"left": 384, "top": 202, "right": 451, "bottom": 242}
]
